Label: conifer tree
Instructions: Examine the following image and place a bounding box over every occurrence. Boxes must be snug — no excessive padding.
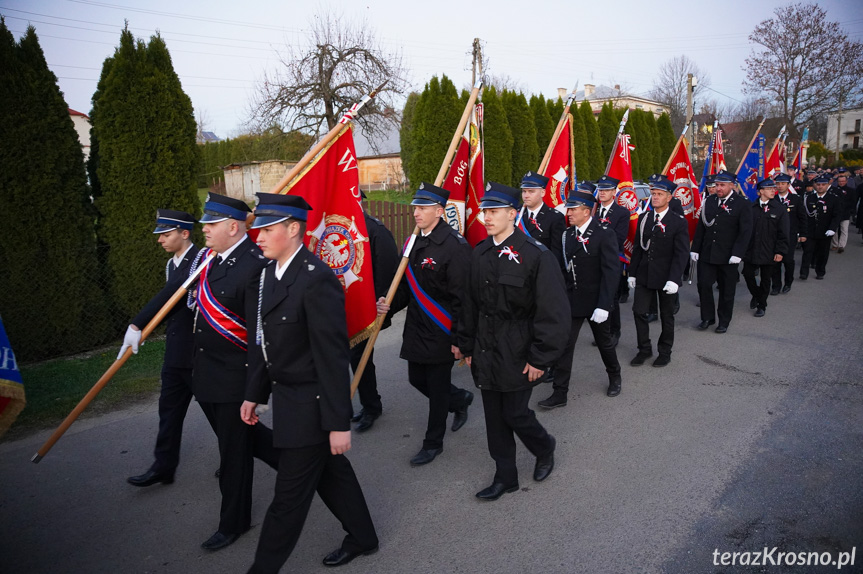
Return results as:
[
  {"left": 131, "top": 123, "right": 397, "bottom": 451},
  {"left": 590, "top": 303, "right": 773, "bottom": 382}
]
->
[
  {"left": 580, "top": 101, "right": 604, "bottom": 179},
  {"left": 643, "top": 112, "right": 663, "bottom": 175},
  {"left": 598, "top": 102, "right": 619, "bottom": 161},
  {"left": 502, "top": 91, "right": 539, "bottom": 186},
  {"left": 530, "top": 94, "right": 554, "bottom": 158},
  {"left": 407, "top": 75, "right": 461, "bottom": 188},
  {"left": 398, "top": 91, "right": 419, "bottom": 186},
  {"left": 627, "top": 109, "right": 644, "bottom": 180},
  {"left": 92, "top": 27, "right": 200, "bottom": 317},
  {"left": 481, "top": 87, "right": 513, "bottom": 185},
  {"left": 570, "top": 108, "right": 591, "bottom": 182},
  {"left": 547, "top": 96, "right": 564, "bottom": 123},
  {"left": 0, "top": 21, "right": 110, "bottom": 360},
  {"left": 657, "top": 112, "right": 676, "bottom": 167}
]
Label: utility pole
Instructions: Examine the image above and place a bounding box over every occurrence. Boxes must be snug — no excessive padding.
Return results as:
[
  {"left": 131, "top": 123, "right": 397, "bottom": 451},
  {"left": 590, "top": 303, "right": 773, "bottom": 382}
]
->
[
  {"left": 835, "top": 88, "right": 844, "bottom": 162},
  {"left": 686, "top": 73, "right": 698, "bottom": 165},
  {"left": 471, "top": 38, "right": 482, "bottom": 87}
]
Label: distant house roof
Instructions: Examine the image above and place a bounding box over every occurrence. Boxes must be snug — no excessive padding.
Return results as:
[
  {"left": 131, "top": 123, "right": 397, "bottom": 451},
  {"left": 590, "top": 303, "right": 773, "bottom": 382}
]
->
[
  {"left": 723, "top": 117, "right": 799, "bottom": 162},
  {"left": 69, "top": 108, "right": 89, "bottom": 119},
  {"left": 200, "top": 131, "right": 221, "bottom": 143},
  {"left": 574, "top": 84, "right": 663, "bottom": 108}
]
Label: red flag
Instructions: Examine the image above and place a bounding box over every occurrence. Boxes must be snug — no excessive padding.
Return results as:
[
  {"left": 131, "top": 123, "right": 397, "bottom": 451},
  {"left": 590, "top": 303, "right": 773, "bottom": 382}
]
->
[
  {"left": 663, "top": 137, "right": 702, "bottom": 240},
  {"left": 710, "top": 129, "right": 727, "bottom": 174},
  {"left": 608, "top": 134, "right": 639, "bottom": 264},
  {"left": 283, "top": 125, "right": 377, "bottom": 346},
  {"left": 541, "top": 114, "right": 575, "bottom": 213},
  {"left": 442, "top": 104, "right": 485, "bottom": 246}
]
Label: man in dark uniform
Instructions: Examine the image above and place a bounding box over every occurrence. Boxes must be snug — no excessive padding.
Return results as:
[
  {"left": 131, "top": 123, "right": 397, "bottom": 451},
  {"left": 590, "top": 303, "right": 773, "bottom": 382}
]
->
[
  {"left": 771, "top": 174, "right": 807, "bottom": 294},
  {"left": 594, "top": 175, "right": 629, "bottom": 346},
  {"left": 830, "top": 169, "right": 857, "bottom": 253},
  {"left": 690, "top": 170, "right": 753, "bottom": 334},
  {"left": 242, "top": 194, "right": 378, "bottom": 573},
  {"left": 458, "top": 182, "right": 567, "bottom": 501},
  {"left": 742, "top": 179, "right": 789, "bottom": 317},
  {"left": 191, "top": 194, "right": 279, "bottom": 551},
  {"left": 800, "top": 174, "right": 840, "bottom": 280},
  {"left": 518, "top": 171, "right": 565, "bottom": 266},
  {"left": 628, "top": 177, "right": 689, "bottom": 367},
  {"left": 122, "top": 209, "right": 201, "bottom": 487},
  {"left": 540, "top": 188, "right": 623, "bottom": 402},
  {"left": 377, "top": 183, "right": 473, "bottom": 467},
  {"left": 350, "top": 193, "right": 400, "bottom": 433},
  {"left": 802, "top": 169, "right": 818, "bottom": 195}
]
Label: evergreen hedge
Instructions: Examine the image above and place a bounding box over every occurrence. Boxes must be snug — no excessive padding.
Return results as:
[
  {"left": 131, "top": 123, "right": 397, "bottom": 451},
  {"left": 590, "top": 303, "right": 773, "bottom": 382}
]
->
[
  {"left": 580, "top": 101, "right": 605, "bottom": 179},
  {"left": 406, "top": 75, "right": 462, "bottom": 188},
  {"left": 502, "top": 90, "right": 539, "bottom": 186},
  {"left": 481, "top": 87, "right": 513, "bottom": 186}
]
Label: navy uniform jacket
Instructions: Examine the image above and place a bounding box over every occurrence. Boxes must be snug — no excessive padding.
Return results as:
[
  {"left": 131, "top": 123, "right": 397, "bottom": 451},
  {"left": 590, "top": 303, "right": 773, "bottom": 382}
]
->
[
  {"left": 803, "top": 192, "right": 841, "bottom": 237},
  {"left": 522, "top": 203, "right": 565, "bottom": 268},
  {"left": 458, "top": 228, "right": 569, "bottom": 392},
  {"left": 830, "top": 185, "right": 857, "bottom": 221},
  {"left": 245, "top": 248, "right": 351, "bottom": 449},
  {"left": 562, "top": 218, "right": 620, "bottom": 318},
  {"left": 596, "top": 202, "right": 629, "bottom": 252},
  {"left": 364, "top": 213, "right": 400, "bottom": 330},
  {"left": 744, "top": 199, "right": 790, "bottom": 265},
  {"left": 776, "top": 192, "right": 808, "bottom": 240},
  {"left": 191, "top": 237, "right": 268, "bottom": 403},
  {"left": 629, "top": 211, "right": 689, "bottom": 290},
  {"left": 691, "top": 192, "right": 753, "bottom": 264},
  {"left": 388, "top": 219, "right": 470, "bottom": 364},
  {"left": 132, "top": 245, "right": 200, "bottom": 370}
]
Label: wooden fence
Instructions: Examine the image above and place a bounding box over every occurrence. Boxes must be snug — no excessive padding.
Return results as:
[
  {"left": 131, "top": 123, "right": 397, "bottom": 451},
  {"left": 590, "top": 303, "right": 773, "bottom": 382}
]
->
[{"left": 364, "top": 200, "right": 415, "bottom": 246}]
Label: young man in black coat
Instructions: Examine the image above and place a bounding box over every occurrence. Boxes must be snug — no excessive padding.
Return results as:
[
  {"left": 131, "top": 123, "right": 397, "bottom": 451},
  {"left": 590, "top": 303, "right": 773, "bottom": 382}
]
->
[
  {"left": 191, "top": 194, "right": 279, "bottom": 551},
  {"left": 800, "top": 174, "right": 841, "bottom": 280},
  {"left": 830, "top": 170, "right": 857, "bottom": 253},
  {"left": 458, "top": 182, "right": 567, "bottom": 501},
  {"left": 350, "top": 195, "right": 400, "bottom": 433},
  {"left": 628, "top": 177, "right": 690, "bottom": 367},
  {"left": 542, "top": 188, "right": 624, "bottom": 402},
  {"left": 771, "top": 174, "right": 808, "bottom": 293},
  {"left": 122, "top": 209, "right": 201, "bottom": 487},
  {"left": 690, "top": 170, "right": 753, "bottom": 334},
  {"left": 518, "top": 171, "right": 566, "bottom": 267},
  {"left": 594, "top": 175, "right": 629, "bottom": 346},
  {"left": 377, "top": 183, "right": 473, "bottom": 467},
  {"left": 742, "top": 179, "right": 789, "bottom": 317},
  {"left": 242, "top": 193, "right": 378, "bottom": 573}
]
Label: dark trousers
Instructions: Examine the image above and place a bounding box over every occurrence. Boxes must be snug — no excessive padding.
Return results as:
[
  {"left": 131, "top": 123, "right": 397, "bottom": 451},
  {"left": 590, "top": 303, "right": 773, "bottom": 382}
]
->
[
  {"left": 199, "top": 401, "right": 279, "bottom": 534},
  {"left": 553, "top": 316, "right": 621, "bottom": 394},
  {"left": 150, "top": 366, "right": 194, "bottom": 474},
  {"left": 697, "top": 261, "right": 739, "bottom": 327},
  {"left": 350, "top": 340, "right": 382, "bottom": 416},
  {"left": 632, "top": 286, "right": 675, "bottom": 356},
  {"left": 609, "top": 296, "right": 621, "bottom": 338},
  {"left": 771, "top": 240, "right": 798, "bottom": 287},
  {"left": 480, "top": 388, "right": 554, "bottom": 485},
  {"left": 407, "top": 361, "right": 469, "bottom": 450},
  {"left": 247, "top": 443, "right": 378, "bottom": 574},
  {"left": 743, "top": 262, "right": 775, "bottom": 310},
  {"left": 800, "top": 237, "right": 830, "bottom": 278}
]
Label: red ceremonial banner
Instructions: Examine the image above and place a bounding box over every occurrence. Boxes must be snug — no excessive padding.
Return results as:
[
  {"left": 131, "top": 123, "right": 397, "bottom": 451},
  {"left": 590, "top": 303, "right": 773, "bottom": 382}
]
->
[
  {"left": 442, "top": 104, "right": 485, "bottom": 246},
  {"left": 608, "top": 134, "right": 638, "bottom": 264},
  {"left": 663, "top": 137, "right": 702, "bottom": 240},
  {"left": 710, "top": 129, "right": 727, "bottom": 174},
  {"left": 765, "top": 142, "right": 781, "bottom": 179},
  {"left": 283, "top": 125, "right": 377, "bottom": 346},
  {"left": 541, "top": 114, "right": 575, "bottom": 214}
]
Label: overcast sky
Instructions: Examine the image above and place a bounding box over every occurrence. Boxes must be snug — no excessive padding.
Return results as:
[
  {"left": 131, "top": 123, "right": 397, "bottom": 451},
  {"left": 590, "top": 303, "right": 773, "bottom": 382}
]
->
[{"left": 4, "top": 0, "right": 861, "bottom": 138}]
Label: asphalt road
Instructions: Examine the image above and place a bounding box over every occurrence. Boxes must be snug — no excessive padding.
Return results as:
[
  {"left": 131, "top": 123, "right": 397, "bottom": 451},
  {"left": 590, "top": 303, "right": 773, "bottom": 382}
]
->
[{"left": 2, "top": 240, "right": 861, "bottom": 574}]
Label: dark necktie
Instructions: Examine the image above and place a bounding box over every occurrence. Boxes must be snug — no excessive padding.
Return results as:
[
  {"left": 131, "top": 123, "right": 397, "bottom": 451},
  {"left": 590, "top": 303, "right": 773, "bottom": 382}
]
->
[
  {"left": 654, "top": 213, "right": 660, "bottom": 226},
  {"left": 600, "top": 207, "right": 607, "bottom": 220}
]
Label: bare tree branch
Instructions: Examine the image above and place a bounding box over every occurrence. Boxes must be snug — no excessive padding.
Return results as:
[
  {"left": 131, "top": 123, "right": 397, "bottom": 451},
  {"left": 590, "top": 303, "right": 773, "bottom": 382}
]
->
[{"left": 649, "top": 55, "right": 711, "bottom": 134}]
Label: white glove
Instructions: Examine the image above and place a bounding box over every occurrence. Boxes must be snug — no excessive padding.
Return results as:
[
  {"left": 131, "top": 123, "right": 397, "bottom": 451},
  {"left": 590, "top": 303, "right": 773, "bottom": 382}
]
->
[
  {"left": 590, "top": 308, "right": 609, "bottom": 324},
  {"left": 118, "top": 325, "right": 142, "bottom": 359},
  {"left": 825, "top": 230, "right": 835, "bottom": 237},
  {"left": 627, "top": 277, "right": 636, "bottom": 289},
  {"left": 662, "top": 281, "right": 679, "bottom": 294},
  {"left": 728, "top": 256, "right": 742, "bottom": 265},
  {"left": 690, "top": 251, "right": 699, "bottom": 262}
]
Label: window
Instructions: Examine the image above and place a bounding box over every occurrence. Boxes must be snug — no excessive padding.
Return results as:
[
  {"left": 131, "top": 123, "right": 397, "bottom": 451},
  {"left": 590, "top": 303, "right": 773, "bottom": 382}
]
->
[
  {"left": 855, "top": 119, "right": 861, "bottom": 132},
  {"left": 854, "top": 136, "right": 860, "bottom": 149}
]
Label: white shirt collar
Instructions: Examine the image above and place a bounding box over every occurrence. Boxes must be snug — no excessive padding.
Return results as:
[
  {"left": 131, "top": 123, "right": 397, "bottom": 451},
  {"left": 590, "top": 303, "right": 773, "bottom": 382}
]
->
[
  {"left": 653, "top": 207, "right": 668, "bottom": 222},
  {"left": 493, "top": 230, "right": 515, "bottom": 246},
  {"left": 576, "top": 217, "right": 592, "bottom": 235},
  {"left": 217, "top": 234, "right": 247, "bottom": 261},
  {"left": 172, "top": 244, "right": 193, "bottom": 268},
  {"left": 778, "top": 192, "right": 789, "bottom": 200},
  {"left": 274, "top": 244, "right": 304, "bottom": 280}
]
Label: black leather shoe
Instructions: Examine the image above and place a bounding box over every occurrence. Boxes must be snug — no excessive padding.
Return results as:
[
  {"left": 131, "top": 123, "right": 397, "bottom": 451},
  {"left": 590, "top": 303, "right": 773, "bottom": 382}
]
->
[
  {"left": 815, "top": 275, "right": 824, "bottom": 280},
  {"left": 534, "top": 437, "right": 555, "bottom": 482},
  {"left": 630, "top": 351, "right": 652, "bottom": 366},
  {"left": 798, "top": 275, "right": 807, "bottom": 280},
  {"left": 652, "top": 354, "right": 671, "bottom": 367},
  {"left": 754, "top": 308, "right": 765, "bottom": 317},
  {"left": 350, "top": 410, "right": 365, "bottom": 423},
  {"left": 645, "top": 313, "right": 658, "bottom": 323},
  {"left": 715, "top": 325, "right": 728, "bottom": 334},
  {"left": 201, "top": 531, "right": 240, "bottom": 551},
  {"left": 781, "top": 285, "right": 791, "bottom": 294},
  {"left": 538, "top": 392, "right": 567, "bottom": 409},
  {"left": 476, "top": 482, "right": 519, "bottom": 501},
  {"left": 322, "top": 546, "right": 379, "bottom": 567},
  {"left": 749, "top": 296, "right": 757, "bottom": 309},
  {"left": 410, "top": 448, "right": 442, "bottom": 466},
  {"left": 770, "top": 288, "right": 780, "bottom": 296},
  {"left": 127, "top": 469, "right": 174, "bottom": 487},
  {"left": 607, "top": 375, "right": 621, "bottom": 397},
  {"left": 697, "top": 320, "right": 715, "bottom": 330},
  {"left": 451, "top": 390, "right": 473, "bottom": 432},
  {"left": 354, "top": 412, "right": 379, "bottom": 433}
]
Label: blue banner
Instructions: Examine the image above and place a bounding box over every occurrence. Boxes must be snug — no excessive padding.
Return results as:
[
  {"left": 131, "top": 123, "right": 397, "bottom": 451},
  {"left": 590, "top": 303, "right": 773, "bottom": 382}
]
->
[
  {"left": 0, "top": 316, "right": 26, "bottom": 438},
  {"left": 736, "top": 133, "right": 765, "bottom": 201}
]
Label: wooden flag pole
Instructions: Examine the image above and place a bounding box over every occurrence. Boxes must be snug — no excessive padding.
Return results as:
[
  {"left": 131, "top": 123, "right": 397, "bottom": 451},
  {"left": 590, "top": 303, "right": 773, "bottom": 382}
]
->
[
  {"left": 538, "top": 82, "right": 578, "bottom": 173},
  {"left": 32, "top": 253, "right": 216, "bottom": 463},
  {"left": 350, "top": 80, "right": 483, "bottom": 397},
  {"left": 735, "top": 119, "right": 766, "bottom": 176},
  {"left": 267, "top": 81, "right": 388, "bottom": 196},
  {"left": 604, "top": 109, "right": 631, "bottom": 175}
]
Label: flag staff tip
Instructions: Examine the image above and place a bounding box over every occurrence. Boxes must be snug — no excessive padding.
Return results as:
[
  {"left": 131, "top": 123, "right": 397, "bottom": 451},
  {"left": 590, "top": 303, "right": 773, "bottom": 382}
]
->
[{"left": 370, "top": 80, "right": 389, "bottom": 97}]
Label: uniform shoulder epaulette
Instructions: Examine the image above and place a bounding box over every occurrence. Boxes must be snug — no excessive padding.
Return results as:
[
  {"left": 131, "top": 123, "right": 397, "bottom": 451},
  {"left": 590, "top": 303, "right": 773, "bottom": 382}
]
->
[
  {"left": 448, "top": 227, "right": 468, "bottom": 245},
  {"left": 675, "top": 213, "right": 685, "bottom": 220},
  {"left": 368, "top": 215, "right": 383, "bottom": 226}
]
